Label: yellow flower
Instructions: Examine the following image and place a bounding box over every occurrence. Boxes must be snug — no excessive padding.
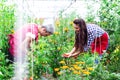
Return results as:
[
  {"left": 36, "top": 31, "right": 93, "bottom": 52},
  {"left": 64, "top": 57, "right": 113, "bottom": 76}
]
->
[
  {"left": 75, "top": 62, "right": 81, "bottom": 64},
  {"left": 70, "top": 21, "right": 73, "bottom": 25},
  {"left": 54, "top": 32, "right": 59, "bottom": 35},
  {"left": 77, "top": 72, "right": 81, "bottom": 75},
  {"left": 76, "top": 72, "right": 81, "bottom": 75},
  {"left": 81, "top": 70, "right": 87, "bottom": 72},
  {"left": 74, "top": 66, "right": 81, "bottom": 70},
  {"left": 69, "top": 67, "right": 75, "bottom": 71},
  {"left": 59, "top": 61, "right": 65, "bottom": 64},
  {"left": 72, "top": 65, "right": 78, "bottom": 67},
  {"left": 57, "top": 47, "right": 61, "bottom": 51},
  {"left": 54, "top": 68, "right": 59, "bottom": 72},
  {"left": 87, "top": 67, "right": 94, "bottom": 71},
  {"left": 73, "top": 71, "right": 80, "bottom": 75},
  {"left": 63, "top": 27, "right": 69, "bottom": 32},
  {"left": 55, "top": 19, "right": 60, "bottom": 27},
  {"left": 61, "top": 66, "right": 69, "bottom": 69},
  {"left": 72, "top": 65, "right": 81, "bottom": 70},
  {"left": 73, "top": 71, "right": 78, "bottom": 74},
  {"left": 80, "top": 62, "right": 85, "bottom": 64},
  {"left": 83, "top": 71, "right": 90, "bottom": 75},
  {"left": 57, "top": 72, "right": 61, "bottom": 75},
  {"left": 11, "top": 30, "right": 14, "bottom": 34},
  {"left": 75, "top": 61, "right": 85, "bottom": 64}
]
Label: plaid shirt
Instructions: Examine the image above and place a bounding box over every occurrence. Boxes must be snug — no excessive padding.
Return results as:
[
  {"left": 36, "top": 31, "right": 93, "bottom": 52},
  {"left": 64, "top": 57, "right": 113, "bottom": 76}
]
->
[{"left": 84, "top": 24, "right": 105, "bottom": 51}]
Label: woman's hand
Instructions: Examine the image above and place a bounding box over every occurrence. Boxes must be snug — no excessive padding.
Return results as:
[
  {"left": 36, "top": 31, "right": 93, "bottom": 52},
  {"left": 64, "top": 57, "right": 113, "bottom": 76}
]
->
[
  {"left": 62, "top": 53, "right": 72, "bottom": 58},
  {"left": 62, "top": 51, "right": 81, "bottom": 58}
]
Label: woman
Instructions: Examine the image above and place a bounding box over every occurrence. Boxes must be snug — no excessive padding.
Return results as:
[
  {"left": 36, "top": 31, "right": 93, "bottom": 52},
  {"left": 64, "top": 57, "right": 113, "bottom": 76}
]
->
[
  {"left": 8, "top": 23, "right": 54, "bottom": 62},
  {"left": 63, "top": 18, "right": 109, "bottom": 58}
]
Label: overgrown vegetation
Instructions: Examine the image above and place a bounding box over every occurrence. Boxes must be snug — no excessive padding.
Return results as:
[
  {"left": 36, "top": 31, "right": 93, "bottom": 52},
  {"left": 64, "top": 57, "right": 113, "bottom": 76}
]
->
[{"left": 0, "top": 0, "right": 120, "bottom": 79}]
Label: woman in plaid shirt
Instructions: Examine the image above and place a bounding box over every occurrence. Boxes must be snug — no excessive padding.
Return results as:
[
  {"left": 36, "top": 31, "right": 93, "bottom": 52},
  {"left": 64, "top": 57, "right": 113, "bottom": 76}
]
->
[{"left": 63, "top": 18, "right": 109, "bottom": 58}]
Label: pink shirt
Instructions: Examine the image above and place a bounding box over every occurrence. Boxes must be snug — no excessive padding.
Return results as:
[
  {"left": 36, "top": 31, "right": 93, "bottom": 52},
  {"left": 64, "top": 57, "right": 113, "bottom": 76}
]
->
[{"left": 8, "top": 23, "right": 39, "bottom": 56}]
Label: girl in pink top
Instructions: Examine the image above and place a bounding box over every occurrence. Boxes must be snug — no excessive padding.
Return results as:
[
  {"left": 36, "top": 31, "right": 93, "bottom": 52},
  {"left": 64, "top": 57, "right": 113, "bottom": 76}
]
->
[{"left": 8, "top": 23, "right": 54, "bottom": 62}]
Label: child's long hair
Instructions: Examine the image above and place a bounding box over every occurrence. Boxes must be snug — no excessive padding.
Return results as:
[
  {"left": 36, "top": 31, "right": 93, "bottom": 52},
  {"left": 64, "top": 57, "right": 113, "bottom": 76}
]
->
[{"left": 73, "top": 18, "right": 88, "bottom": 52}]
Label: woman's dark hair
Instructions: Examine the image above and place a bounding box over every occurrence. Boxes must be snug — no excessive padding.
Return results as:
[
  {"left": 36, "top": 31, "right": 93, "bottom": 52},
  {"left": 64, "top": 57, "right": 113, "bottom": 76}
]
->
[{"left": 73, "top": 18, "right": 88, "bottom": 52}]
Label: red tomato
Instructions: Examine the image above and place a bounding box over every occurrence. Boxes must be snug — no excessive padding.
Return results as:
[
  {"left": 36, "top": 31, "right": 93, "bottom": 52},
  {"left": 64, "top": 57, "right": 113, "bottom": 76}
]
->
[{"left": 30, "top": 77, "right": 33, "bottom": 80}]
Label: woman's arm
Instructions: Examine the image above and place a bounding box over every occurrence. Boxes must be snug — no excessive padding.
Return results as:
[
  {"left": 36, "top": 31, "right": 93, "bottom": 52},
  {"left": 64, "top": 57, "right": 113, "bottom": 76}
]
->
[
  {"left": 71, "top": 50, "right": 80, "bottom": 57},
  {"left": 62, "top": 47, "right": 76, "bottom": 57},
  {"left": 69, "top": 47, "right": 76, "bottom": 54},
  {"left": 20, "top": 33, "right": 35, "bottom": 53}
]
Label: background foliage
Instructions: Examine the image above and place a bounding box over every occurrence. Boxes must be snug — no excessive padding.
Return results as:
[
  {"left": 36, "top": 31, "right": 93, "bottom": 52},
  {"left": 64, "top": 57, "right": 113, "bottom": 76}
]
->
[{"left": 0, "top": 0, "right": 120, "bottom": 79}]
